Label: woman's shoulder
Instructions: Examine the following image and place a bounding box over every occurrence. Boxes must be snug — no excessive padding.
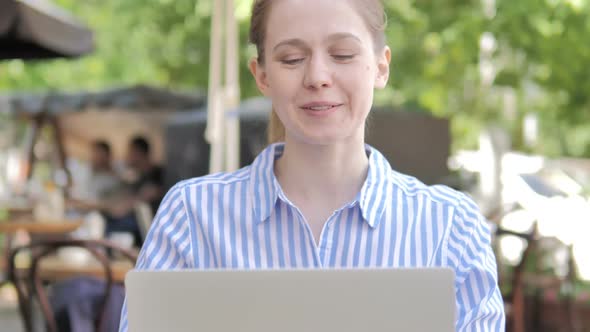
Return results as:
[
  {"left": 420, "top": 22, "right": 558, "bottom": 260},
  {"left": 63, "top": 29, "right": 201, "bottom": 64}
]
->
[
  {"left": 368, "top": 145, "right": 477, "bottom": 212},
  {"left": 389, "top": 171, "right": 488, "bottom": 238},
  {"left": 170, "top": 166, "right": 252, "bottom": 192},
  {"left": 388, "top": 169, "right": 479, "bottom": 213}
]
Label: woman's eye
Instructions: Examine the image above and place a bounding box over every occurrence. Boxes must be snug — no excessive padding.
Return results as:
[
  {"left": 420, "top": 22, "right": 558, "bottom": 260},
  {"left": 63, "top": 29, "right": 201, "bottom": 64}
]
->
[
  {"left": 281, "top": 58, "right": 305, "bottom": 65},
  {"left": 333, "top": 54, "right": 355, "bottom": 61}
]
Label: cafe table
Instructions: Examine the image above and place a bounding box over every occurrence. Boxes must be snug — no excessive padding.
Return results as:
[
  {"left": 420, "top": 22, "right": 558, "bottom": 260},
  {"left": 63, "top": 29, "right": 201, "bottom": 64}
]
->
[
  {"left": 0, "top": 219, "right": 83, "bottom": 234},
  {"left": 0, "top": 215, "right": 83, "bottom": 286},
  {"left": 29, "top": 255, "right": 134, "bottom": 283}
]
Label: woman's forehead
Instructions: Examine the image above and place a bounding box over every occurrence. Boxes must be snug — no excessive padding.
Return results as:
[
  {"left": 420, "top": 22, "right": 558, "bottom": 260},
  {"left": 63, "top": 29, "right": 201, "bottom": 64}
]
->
[{"left": 265, "top": 0, "right": 370, "bottom": 45}]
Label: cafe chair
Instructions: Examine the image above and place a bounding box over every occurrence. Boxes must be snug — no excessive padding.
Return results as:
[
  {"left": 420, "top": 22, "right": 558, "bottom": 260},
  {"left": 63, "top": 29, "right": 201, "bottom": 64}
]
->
[
  {"left": 496, "top": 224, "right": 582, "bottom": 332},
  {"left": 495, "top": 223, "right": 538, "bottom": 332},
  {"left": 7, "top": 238, "right": 138, "bottom": 332}
]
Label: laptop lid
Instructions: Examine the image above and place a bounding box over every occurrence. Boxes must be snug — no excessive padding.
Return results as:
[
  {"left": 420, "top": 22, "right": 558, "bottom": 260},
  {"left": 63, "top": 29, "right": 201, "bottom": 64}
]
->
[{"left": 125, "top": 268, "right": 455, "bottom": 332}]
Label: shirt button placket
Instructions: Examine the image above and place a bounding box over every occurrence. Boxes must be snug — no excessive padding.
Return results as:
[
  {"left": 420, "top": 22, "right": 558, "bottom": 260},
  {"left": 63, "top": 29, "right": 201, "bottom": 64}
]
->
[{"left": 319, "top": 215, "right": 337, "bottom": 267}]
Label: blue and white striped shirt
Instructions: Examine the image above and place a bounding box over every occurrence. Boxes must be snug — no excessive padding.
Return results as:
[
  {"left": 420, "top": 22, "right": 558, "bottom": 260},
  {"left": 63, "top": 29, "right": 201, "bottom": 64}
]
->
[{"left": 119, "top": 143, "right": 504, "bottom": 331}]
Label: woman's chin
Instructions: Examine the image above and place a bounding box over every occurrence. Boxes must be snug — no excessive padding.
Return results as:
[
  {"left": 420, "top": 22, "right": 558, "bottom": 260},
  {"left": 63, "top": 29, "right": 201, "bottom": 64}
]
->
[{"left": 288, "top": 130, "right": 356, "bottom": 146}]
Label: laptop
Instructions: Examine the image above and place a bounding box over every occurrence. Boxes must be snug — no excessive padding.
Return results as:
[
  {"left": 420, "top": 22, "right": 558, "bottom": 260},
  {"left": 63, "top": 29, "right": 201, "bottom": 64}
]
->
[{"left": 125, "top": 268, "right": 456, "bottom": 332}]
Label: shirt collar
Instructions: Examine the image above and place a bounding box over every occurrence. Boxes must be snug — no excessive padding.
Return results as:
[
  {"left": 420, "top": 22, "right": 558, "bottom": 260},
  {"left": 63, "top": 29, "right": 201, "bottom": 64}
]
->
[
  {"left": 249, "top": 143, "right": 392, "bottom": 228},
  {"left": 249, "top": 143, "right": 282, "bottom": 223},
  {"left": 358, "top": 146, "right": 392, "bottom": 228}
]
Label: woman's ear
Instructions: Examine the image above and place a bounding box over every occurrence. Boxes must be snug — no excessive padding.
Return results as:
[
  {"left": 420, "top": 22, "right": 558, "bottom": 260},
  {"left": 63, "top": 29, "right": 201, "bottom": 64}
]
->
[
  {"left": 249, "top": 57, "right": 270, "bottom": 96},
  {"left": 374, "top": 46, "right": 391, "bottom": 89}
]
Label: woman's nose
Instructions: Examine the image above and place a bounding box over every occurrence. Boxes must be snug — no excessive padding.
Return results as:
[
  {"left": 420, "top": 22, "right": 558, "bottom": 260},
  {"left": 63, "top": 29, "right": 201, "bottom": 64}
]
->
[{"left": 303, "top": 56, "right": 333, "bottom": 90}]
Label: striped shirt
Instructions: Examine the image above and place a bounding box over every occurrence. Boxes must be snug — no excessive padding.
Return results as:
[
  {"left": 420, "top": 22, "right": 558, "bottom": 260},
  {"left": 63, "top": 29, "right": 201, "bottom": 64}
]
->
[{"left": 119, "top": 143, "right": 505, "bottom": 332}]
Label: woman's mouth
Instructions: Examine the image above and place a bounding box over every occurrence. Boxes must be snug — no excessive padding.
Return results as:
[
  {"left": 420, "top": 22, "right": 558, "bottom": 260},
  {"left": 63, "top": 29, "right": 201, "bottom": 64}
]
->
[
  {"left": 302, "top": 105, "right": 340, "bottom": 111},
  {"left": 300, "top": 102, "right": 343, "bottom": 116}
]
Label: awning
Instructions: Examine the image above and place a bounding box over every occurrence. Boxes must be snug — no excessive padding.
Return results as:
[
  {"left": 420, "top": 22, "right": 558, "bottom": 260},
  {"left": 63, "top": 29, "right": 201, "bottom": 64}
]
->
[
  {"left": 3, "top": 85, "right": 205, "bottom": 116},
  {"left": 2, "top": 85, "right": 205, "bottom": 182},
  {"left": 0, "top": 0, "right": 94, "bottom": 60}
]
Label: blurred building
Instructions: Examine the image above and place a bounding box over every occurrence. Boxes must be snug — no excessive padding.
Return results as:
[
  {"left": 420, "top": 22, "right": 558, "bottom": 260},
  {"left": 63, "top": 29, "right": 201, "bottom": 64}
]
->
[{"left": 165, "top": 97, "right": 451, "bottom": 189}]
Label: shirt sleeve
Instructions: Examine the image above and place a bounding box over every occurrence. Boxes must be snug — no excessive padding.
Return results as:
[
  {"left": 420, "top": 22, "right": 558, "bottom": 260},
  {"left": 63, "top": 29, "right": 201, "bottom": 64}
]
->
[
  {"left": 447, "top": 194, "right": 505, "bottom": 331},
  {"left": 119, "top": 183, "right": 194, "bottom": 332}
]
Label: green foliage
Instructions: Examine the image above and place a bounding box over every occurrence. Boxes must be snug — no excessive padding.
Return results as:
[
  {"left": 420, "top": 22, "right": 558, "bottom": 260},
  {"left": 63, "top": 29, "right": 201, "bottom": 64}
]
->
[{"left": 1, "top": 0, "right": 589, "bottom": 156}]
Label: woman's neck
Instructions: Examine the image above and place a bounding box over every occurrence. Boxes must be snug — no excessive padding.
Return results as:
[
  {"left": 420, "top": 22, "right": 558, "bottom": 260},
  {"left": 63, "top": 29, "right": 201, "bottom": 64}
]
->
[{"left": 274, "top": 137, "right": 369, "bottom": 211}]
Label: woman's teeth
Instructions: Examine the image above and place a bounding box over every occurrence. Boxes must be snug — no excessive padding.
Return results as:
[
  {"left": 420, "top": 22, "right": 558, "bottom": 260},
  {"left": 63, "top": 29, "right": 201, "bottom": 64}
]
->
[{"left": 306, "top": 105, "right": 335, "bottom": 111}]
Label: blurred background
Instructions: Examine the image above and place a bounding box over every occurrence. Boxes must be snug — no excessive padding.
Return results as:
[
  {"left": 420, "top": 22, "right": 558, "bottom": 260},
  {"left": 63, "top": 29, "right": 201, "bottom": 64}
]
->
[{"left": 1, "top": 0, "right": 589, "bottom": 331}]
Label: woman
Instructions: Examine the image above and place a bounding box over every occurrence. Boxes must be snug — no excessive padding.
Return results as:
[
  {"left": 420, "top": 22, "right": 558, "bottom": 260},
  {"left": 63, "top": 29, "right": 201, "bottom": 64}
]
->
[{"left": 119, "top": 0, "right": 504, "bottom": 330}]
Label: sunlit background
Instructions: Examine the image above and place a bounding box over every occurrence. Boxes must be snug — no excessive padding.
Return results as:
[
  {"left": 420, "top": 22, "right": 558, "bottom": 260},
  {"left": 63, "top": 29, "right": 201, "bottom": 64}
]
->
[{"left": 1, "top": 0, "right": 590, "bottom": 331}]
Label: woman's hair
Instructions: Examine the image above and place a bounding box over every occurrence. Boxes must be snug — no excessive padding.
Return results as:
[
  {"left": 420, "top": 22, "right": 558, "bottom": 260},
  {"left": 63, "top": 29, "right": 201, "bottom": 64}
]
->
[{"left": 249, "top": 0, "right": 387, "bottom": 143}]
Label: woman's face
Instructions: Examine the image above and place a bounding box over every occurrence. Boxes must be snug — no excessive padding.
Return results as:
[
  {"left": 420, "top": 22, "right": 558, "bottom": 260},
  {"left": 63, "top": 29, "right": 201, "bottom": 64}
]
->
[{"left": 250, "top": 0, "right": 391, "bottom": 146}]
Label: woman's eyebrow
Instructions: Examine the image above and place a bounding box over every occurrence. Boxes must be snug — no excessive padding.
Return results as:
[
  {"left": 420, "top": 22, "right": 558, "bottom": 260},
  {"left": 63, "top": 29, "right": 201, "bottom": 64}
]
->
[
  {"left": 272, "top": 39, "right": 308, "bottom": 52},
  {"left": 325, "top": 32, "right": 362, "bottom": 44},
  {"left": 272, "top": 33, "right": 362, "bottom": 53}
]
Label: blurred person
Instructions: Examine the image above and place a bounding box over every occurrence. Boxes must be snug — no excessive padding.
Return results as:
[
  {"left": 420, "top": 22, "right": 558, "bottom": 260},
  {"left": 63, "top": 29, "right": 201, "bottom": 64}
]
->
[
  {"left": 88, "top": 140, "right": 121, "bottom": 200},
  {"left": 68, "top": 140, "right": 122, "bottom": 211},
  {"left": 124, "top": 136, "right": 164, "bottom": 214},
  {"left": 49, "top": 140, "right": 130, "bottom": 332},
  {"left": 104, "top": 136, "right": 164, "bottom": 247}
]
